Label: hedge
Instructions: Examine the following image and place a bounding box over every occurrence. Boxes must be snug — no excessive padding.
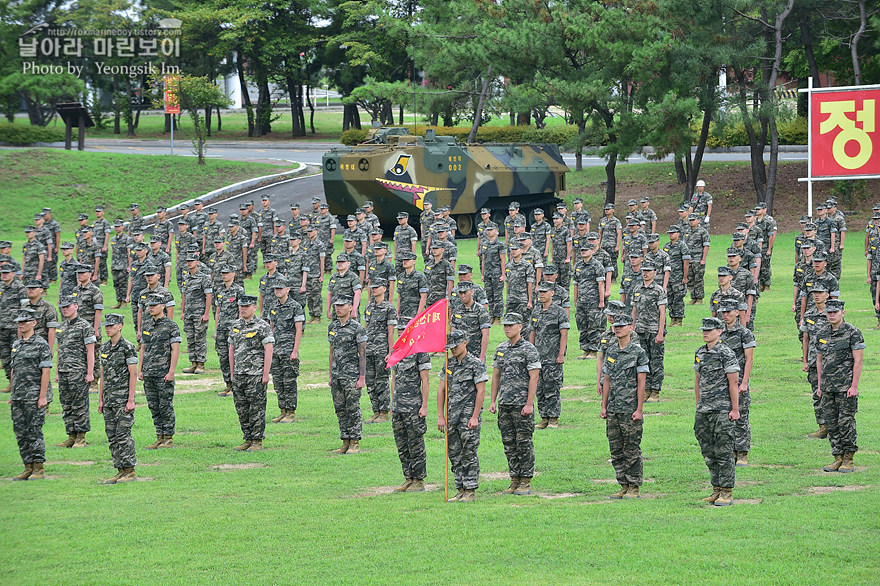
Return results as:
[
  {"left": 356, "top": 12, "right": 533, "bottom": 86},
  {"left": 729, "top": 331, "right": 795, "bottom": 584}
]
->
[{"left": 0, "top": 123, "right": 65, "bottom": 145}]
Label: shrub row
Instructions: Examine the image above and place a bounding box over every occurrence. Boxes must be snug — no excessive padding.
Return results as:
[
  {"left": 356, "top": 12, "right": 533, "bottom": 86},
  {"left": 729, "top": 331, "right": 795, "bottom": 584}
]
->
[
  {"left": 340, "top": 124, "right": 580, "bottom": 146},
  {"left": 0, "top": 123, "right": 66, "bottom": 145}
]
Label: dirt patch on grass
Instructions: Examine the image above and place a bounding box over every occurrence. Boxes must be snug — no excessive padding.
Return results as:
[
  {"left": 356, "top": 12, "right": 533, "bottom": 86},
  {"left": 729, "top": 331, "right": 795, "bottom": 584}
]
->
[
  {"left": 535, "top": 492, "right": 580, "bottom": 499},
  {"left": 806, "top": 485, "right": 869, "bottom": 495},
  {"left": 736, "top": 499, "right": 763, "bottom": 505},
  {"left": 644, "top": 412, "right": 667, "bottom": 417},
  {"left": 213, "top": 463, "right": 267, "bottom": 470},
  {"left": 756, "top": 464, "right": 793, "bottom": 469},
  {"left": 351, "top": 483, "right": 442, "bottom": 497},
  {"left": 46, "top": 460, "right": 94, "bottom": 466},
  {"left": 481, "top": 471, "right": 513, "bottom": 481},
  {"left": 135, "top": 476, "right": 154, "bottom": 482},
  {"left": 562, "top": 396, "right": 598, "bottom": 402}
]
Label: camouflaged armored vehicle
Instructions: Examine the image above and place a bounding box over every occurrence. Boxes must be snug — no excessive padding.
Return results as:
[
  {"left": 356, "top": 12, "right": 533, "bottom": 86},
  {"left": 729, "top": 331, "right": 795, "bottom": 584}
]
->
[{"left": 321, "top": 127, "right": 568, "bottom": 236}]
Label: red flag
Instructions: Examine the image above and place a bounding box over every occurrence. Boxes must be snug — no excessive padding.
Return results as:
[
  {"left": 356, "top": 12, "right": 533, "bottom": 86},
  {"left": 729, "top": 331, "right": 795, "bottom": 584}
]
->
[{"left": 386, "top": 299, "right": 448, "bottom": 368}]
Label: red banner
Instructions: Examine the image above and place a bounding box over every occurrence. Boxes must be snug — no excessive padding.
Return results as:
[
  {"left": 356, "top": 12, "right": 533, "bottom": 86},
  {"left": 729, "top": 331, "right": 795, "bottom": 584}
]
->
[
  {"left": 386, "top": 298, "right": 448, "bottom": 368},
  {"left": 812, "top": 87, "right": 880, "bottom": 178},
  {"left": 164, "top": 75, "right": 180, "bottom": 114}
]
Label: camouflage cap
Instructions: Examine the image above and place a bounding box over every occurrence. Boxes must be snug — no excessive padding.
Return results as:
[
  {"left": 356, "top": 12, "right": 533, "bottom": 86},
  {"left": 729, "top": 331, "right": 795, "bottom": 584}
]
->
[
  {"left": 612, "top": 314, "right": 633, "bottom": 327},
  {"left": 508, "top": 201, "right": 520, "bottom": 210},
  {"left": 732, "top": 232, "right": 745, "bottom": 241},
  {"left": 335, "top": 253, "right": 350, "bottom": 263},
  {"left": 457, "top": 263, "right": 473, "bottom": 274},
  {"left": 260, "top": 195, "right": 270, "bottom": 201},
  {"left": 14, "top": 308, "right": 37, "bottom": 322},
  {"left": 577, "top": 217, "right": 588, "bottom": 225},
  {"left": 238, "top": 203, "right": 249, "bottom": 210},
  {"left": 274, "top": 219, "right": 285, "bottom": 226},
  {"left": 220, "top": 264, "right": 236, "bottom": 273},
  {"left": 25, "top": 279, "right": 45, "bottom": 288},
  {"left": 603, "top": 299, "right": 626, "bottom": 315},
  {"left": 536, "top": 281, "right": 553, "bottom": 293},
  {"left": 485, "top": 222, "right": 499, "bottom": 230},
  {"left": 808, "top": 281, "right": 829, "bottom": 292},
  {"left": 456, "top": 281, "right": 474, "bottom": 292},
  {"left": 726, "top": 247, "right": 742, "bottom": 256},
  {"left": 333, "top": 296, "right": 353, "bottom": 306},
  {"left": 641, "top": 262, "right": 657, "bottom": 272},
  {"left": 552, "top": 213, "right": 563, "bottom": 220},
  {"left": 534, "top": 208, "right": 544, "bottom": 215},
  {"left": 586, "top": 232, "right": 600, "bottom": 240},
  {"left": 369, "top": 277, "right": 388, "bottom": 288},
  {"left": 58, "top": 295, "right": 78, "bottom": 307},
  {"left": 800, "top": 240, "right": 817, "bottom": 249},
  {"left": 186, "top": 254, "right": 200, "bottom": 262},
  {"left": 509, "top": 242, "right": 523, "bottom": 250},
  {"left": 142, "top": 267, "right": 160, "bottom": 276},
  {"left": 430, "top": 242, "right": 444, "bottom": 250},
  {"left": 640, "top": 197, "right": 650, "bottom": 203},
  {"left": 812, "top": 251, "right": 828, "bottom": 262},
  {"left": 0, "top": 240, "right": 11, "bottom": 247},
  {"left": 445, "top": 330, "right": 468, "bottom": 349},
  {"left": 129, "top": 203, "right": 139, "bottom": 210},
  {"left": 179, "top": 203, "right": 190, "bottom": 210},
  {"left": 825, "top": 197, "right": 838, "bottom": 205},
  {"left": 178, "top": 217, "right": 191, "bottom": 225},
  {"left": 604, "top": 203, "right": 615, "bottom": 210},
  {"left": 60, "top": 241, "right": 75, "bottom": 249},
  {"left": 134, "top": 243, "right": 148, "bottom": 251},
  {"left": 571, "top": 198, "right": 581, "bottom": 205},
  {"left": 542, "top": 264, "right": 558, "bottom": 275},
  {"left": 825, "top": 299, "right": 845, "bottom": 312},
  {"left": 24, "top": 225, "right": 36, "bottom": 232},
  {"left": 816, "top": 203, "right": 827, "bottom": 210},
  {"left": 288, "top": 232, "right": 301, "bottom": 240},
  {"left": 346, "top": 214, "right": 356, "bottom": 222},
  {"left": 312, "top": 197, "right": 321, "bottom": 204},
  {"left": 517, "top": 232, "right": 531, "bottom": 240},
  {"left": 579, "top": 243, "right": 594, "bottom": 252},
  {"left": 262, "top": 254, "right": 278, "bottom": 263},
  {"left": 687, "top": 213, "right": 699, "bottom": 221},
  {"left": 718, "top": 300, "right": 739, "bottom": 313},
  {"left": 397, "top": 211, "right": 409, "bottom": 219},
  {"left": 75, "top": 264, "right": 93, "bottom": 273},
  {"left": 755, "top": 202, "right": 767, "bottom": 210},
  {"left": 77, "top": 213, "right": 89, "bottom": 221},
  {"left": 646, "top": 233, "right": 660, "bottom": 243},
  {"left": 355, "top": 208, "right": 365, "bottom": 215},
  {"left": 113, "top": 219, "right": 124, "bottom": 227},
  {"left": 716, "top": 266, "right": 733, "bottom": 276},
  {"left": 364, "top": 200, "right": 374, "bottom": 207},
  {"left": 627, "top": 199, "right": 638, "bottom": 206},
  {"left": 627, "top": 251, "right": 643, "bottom": 258},
  {"left": 102, "top": 313, "right": 125, "bottom": 326},
  {"left": 369, "top": 228, "right": 383, "bottom": 236},
  {"left": 501, "top": 312, "right": 524, "bottom": 325},
  {"left": 744, "top": 209, "right": 756, "bottom": 217},
  {"left": 290, "top": 203, "right": 300, "bottom": 210},
  {"left": 735, "top": 222, "right": 749, "bottom": 230},
  {"left": 557, "top": 202, "right": 568, "bottom": 208},
  {"left": 804, "top": 222, "right": 817, "bottom": 230},
  {"left": 271, "top": 276, "right": 290, "bottom": 288},
  {"left": 0, "top": 265, "right": 14, "bottom": 273},
  {"left": 873, "top": 212, "right": 880, "bottom": 220},
  {"left": 436, "top": 224, "right": 448, "bottom": 232},
  {"left": 678, "top": 204, "right": 691, "bottom": 212},
  {"left": 237, "top": 295, "right": 258, "bottom": 306},
  {"left": 398, "top": 251, "right": 417, "bottom": 260},
  {"left": 41, "top": 207, "right": 51, "bottom": 213},
  {"left": 33, "top": 213, "right": 44, "bottom": 221},
  {"left": 480, "top": 208, "right": 490, "bottom": 214},
  {"left": 319, "top": 203, "right": 329, "bottom": 209},
  {"left": 799, "top": 215, "right": 811, "bottom": 223},
  {"left": 208, "top": 207, "right": 218, "bottom": 214},
  {"left": 700, "top": 317, "right": 724, "bottom": 330},
  {"left": 373, "top": 241, "right": 388, "bottom": 249}
]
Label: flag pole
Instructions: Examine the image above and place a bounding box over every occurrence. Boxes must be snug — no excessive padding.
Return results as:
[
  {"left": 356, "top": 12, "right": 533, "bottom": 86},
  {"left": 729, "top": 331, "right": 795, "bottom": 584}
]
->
[{"left": 444, "top": 314, "right": 450, "bottom": 502}]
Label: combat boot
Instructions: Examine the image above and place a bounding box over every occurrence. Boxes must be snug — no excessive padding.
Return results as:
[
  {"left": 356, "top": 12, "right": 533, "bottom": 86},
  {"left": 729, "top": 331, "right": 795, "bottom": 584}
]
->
[
  {"left": 807, "top": 425, "right": 828, "bottom": 439},
  {"left": 374, "top": 411, "right": 389, "bottom": 423},
  {"left": 838, "top": 452, "right": 855, "bottom": 473},
  {"left": 116, "top": 467, "right": 137, "bottom": 483},
  {"left": 503, "top": 477, "right": 520, "bottom": 494},
  {"left": 218, "top": 383, "right": 233, "bottom": 397},
  {"left": 714, "top": 488, "right": 733, "bottom": 506},
  {"left": 0, "top": 383, "right": 11, "bottom": 393},
  {"left": 29, "top": 462, "right": 45, "bottom": 479},
  {"left": 233, "top": 440, "right": 252, "bottom": 451},
  {"left": 823, "top": 454, "right": 843, "bottom": 472},
  {"left": 735, "top": 451, "right": 749, "bottom": 467},
  {"left": 446, "top": 490, "right": 463, "bottom": 502},
  {"left": 104, "top": 469, "right": 125, "bottom": 484},
  {"left": 536, "top": 417, "right": 550, "bottom": 430},
  {"left": 872, "top": 318, "right": 880, "bottom": 331},
  {"left": 645, "top": 390, "right": 659, "bottom": 403},
  {"left": 624, "top": 485, "right": 641, "bottom": 499},
  {"left": 182, "top": 363, "right": 198, "bottom": 374},
  {"left": 514, "top": 478, "right": 532, "bottom": 495},
  {"left": 280, "top": 410, "right": 296, "bottom": 423},
  {"left": 407, "top": 479, "right": 425, "bottom": 492},
  {"left": 458, "top": 489, "right": 476, "bottom": 502},
  {"left": 159, "top": 435, "right": 174, "bottom": 448},
  {"left": 247, "top": 440, "right": 264, "bottom": 451},
  {"left": 57, "top": 434, "right": 76, "bottom": 448},
  {"left": 394, "top": 479, "right": 413, "bottom": 492},
  {"left": 330, "top": 439, "right": 350, "bottom": 454},
  {"left": 12, "top": 464, "right": 33, "bottom": 481},
  {"left": 271, "top": 410, "right": 286, "bottom": 423},
  {"left": 577, "top": 351, "right": 590, "bottom": 360},
  {"left": 364, "top": 412, "right": 379, "bottom": 424},
  {"left": 193, "top": 363, "right": 206, "bottom": 374},
  {"left": 610, "top": 484, "right": 629, "bottom": 499},
  {"left": 145, "top": 435, "right": 164, "bottom": 450},
  {"left": 72, "top": 432, "right": 87, "bottom": 448},
  {"left": 703, "top": 486, "right": 721, "bottom": 503},
  {"left": 548, "top": 418, "right": 559, "bottom": 428},
  {"left": 346, "top": 440, "right": 361, "bottom": 454}
]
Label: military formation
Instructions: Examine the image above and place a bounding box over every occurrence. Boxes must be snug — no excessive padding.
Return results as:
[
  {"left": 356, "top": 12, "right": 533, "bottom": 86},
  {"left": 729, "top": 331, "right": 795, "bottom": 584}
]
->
[{"left": 0, "top": 187, "right": 869, "bottom": 505}]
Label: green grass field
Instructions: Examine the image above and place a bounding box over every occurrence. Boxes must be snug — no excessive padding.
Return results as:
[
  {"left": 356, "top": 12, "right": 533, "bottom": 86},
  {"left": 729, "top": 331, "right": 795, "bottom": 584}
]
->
[{"left": 1, "top": 233, "right": 879, "bottom": 584}]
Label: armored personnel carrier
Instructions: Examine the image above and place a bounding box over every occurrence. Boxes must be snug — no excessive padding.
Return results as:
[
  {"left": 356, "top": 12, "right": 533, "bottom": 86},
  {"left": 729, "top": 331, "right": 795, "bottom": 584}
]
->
[{"left": 321, "top": 127, "right": 568, "bottom": 236}]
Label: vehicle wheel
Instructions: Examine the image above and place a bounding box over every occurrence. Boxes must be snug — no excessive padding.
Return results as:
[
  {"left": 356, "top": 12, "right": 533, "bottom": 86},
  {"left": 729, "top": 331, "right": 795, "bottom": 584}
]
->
[{"left": 454, "top": 213, "right": 475, "bottom": 237}]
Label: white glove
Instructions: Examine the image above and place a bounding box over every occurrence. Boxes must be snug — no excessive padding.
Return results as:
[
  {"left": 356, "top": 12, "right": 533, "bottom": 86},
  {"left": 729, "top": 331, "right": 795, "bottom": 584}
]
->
[{"left": 704, "top": 216, "right": 710, "bottom": 224}]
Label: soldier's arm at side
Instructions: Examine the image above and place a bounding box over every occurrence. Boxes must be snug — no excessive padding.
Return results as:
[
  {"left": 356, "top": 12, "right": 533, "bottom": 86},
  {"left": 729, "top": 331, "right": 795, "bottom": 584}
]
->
[
  {"left": 802, "top": 332, "right": 810, "bottom": 370},
  {"left": 262, "top": 342, "right": 273, "bottom": 384},
  {"left": 126, "top": 362, "right": 137, "bottom": 411},
  {"left": 417, "top": 293, "right": 426, "bottom": 315},
  {"left": 634, "top": 371, "right": 646, "bottom": 420},
  {"left": 727, "top": 371, "right": 740, "bottom": 420},
  {"left": 850, "top": 349, "right": 863, "bottom": 397},
  {"left": 523, "top": 368, "right": 538, "bottom": 416},
  {"left": 437, "top": 374, "right": 448, "bottom": 431},
  {"left": 742, "top": 347, "right": 754, "bottom": 391},
  {"left": 600, "top": 371, "right": 610, "bottom": 418},
  {"left": 168, "top": 342, "right": 179, "bottom": 382},
  {"left": 558, "top": 328, "right": 567, "bottom": 364},
  {"left": 693, "top": 372, "right": 700, "bottom": 405},
  {"left": 418, "top": 368, "right": 430, "bottom": 417},
  {"left": 38, "top": 365, "right": 49, "bottom": 409},
  {"left": 357, "top": 341, "right": 366, "bottom": 388},
  {"left": 480, "top": 328, "right": 489, "bottom": 363},
  {"left": 85, "top": 342, "right": 95, "bottom": 383},
  {"left": 489, "top": 368, "right": 501, "bottom": 413}
]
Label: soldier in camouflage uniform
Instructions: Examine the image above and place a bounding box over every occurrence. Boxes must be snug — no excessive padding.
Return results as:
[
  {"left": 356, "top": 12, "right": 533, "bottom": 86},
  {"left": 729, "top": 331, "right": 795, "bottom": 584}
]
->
[
  {"left": 530, "top": 208, "right": 551, "bottom": 260},
  {"left": 754, "top": 202, "right": 778, "bottom": 289},
  {"left": 824, "top": 198, "right": 845, "bottom": 280},
  {"left": 549, "top": 213, "right": 572, "bottom": 289},
  {"left": 432, "top": 224, "right": 458, "bottom": 269},
  {"left": 438, "top": 330, "right": 488, "bottom": 503},
  {"left": 340, "top": 235, "right": 366, "bottom": 286},
  {"left": 363, "top": 279, "right": 396, "bottom": 423},
  {"left": 33, "top": 214, "right": 55, "bottom": 280},
  {"left": 419, "top": 201, "right": 436, "bottom": 263},
  {"left": 0, "top": 266, "right": 27, "bottom": 390},
  {"left": 390, "top": 318, "right": 431, "bottom": 493},
  {"left": 800, "top": 283, "right": 831, "bottom": 438},
  {"left": 326, "top": 253, "right": 363, "bottom": 320},
  {"left": 22, "top": 226, "right": 46, "bottom": 282},
  {"left": 97, "top": 313, "right": 139, "bottom": 483},
  {"left": 598, "top": 203, "right": 622, "bottom": 281},
  {"left": 153, "top": 206, "right": 174, "bottom": 254},
  {"left": 127, "top": 203, "right": 146, "bottom": 236},
  {"left": 188, "top": 199, "right": 209, "bottom": 254},
  {"left": 528, "top": 283, "right": 569, "bottom": 429},
  {"left": 572, "top": 244, "right": 607, "bottom": 360},
  {"left": 731, "top": 232, "right": 759, "bottom": 281},
  {"left": 109, "top": 224, "right": 131, "bottom": 308},
  {"left": 42, "top": 208, "right": 62, "bottom": 283},
  {"left": 0, "top": 240, "right": 22, "bottom": 276},
  {"left": 302, "top": 225, "right": 325, "bottom": 322},
  {"left": 709, "top": 267, "right": 747, "bottom": 327},
  {"left": 797, "top": 252, "right": 840, "bottom": 326},
  {"left": 816, "top": 299, "right": 865, "bottom": 474},
  {"left": 258, "top": 194, "right": 278, "bottom": 260},
  {"left": 587, "top": 233, "right": 614, "bottom": 300},
  {"left": 366, "top": 242, "right": 395, "bottom": 301},
  {"left": 23, "top": 280, "right": 58, "bottom": 350},
  {"left": 396, "top": 251, "right": 428, "bottom": 318},
  {"left": 240, "top": 203, "right": 261, "bottom": 277},
  {"left": 619, "top": 252, "right": 643, "bottom": 313},
  {"left": 718, "top": 300, "right": 756, "bottom": 467},
  {"left": 448, "top": 264, "right": 489, "bottom": 314},
  {"left": 343, "top": 215, "right": 368, "bottom": 256},
  {"left": 600, "top": 314, "right": 648, "bottom": 499},
  {"left": 315, "top": 203, "right": 338, "bottom": 274},
  {"left": 76, "top": 225, "right": 103, "bottom": 283},
  {"left": 425, "top": 242, "right": 455, "bottom": 307},
  {"left": 480, "top": 224, "right": 507, "bottom": 322},
  {"left": 139, "top": 293, "right": 181, "bottom": 449},
  {"left": 540, "top": 264, "right": 570, "bottom": 316},
  {"left": 174, "top": 219, "right": 197, "bottom": 290},
  {"left": 227, "top": 295, "right": 274, "bottom": 451},
  {"left": 208, "top": 237, "right": 235, "bottom": 299},
  {"left": 73, "top": 265, "right": 103, "bottom": 387},
  {"left": 56, "top": 296, "right": 97, "bottom": 448},
  {"left": 638, "top": 197, "right": 657, "bottom": 234},
  {"left": 257, "top": 255, "right": 284, "bottom": 320},
  {"left": 644, "top": 234, "right": 670, "bottom": 290},
  {"left": 135, "top": 268, "right": 175, "bottom": 337},
  {"left": 202, "top": 207, "right": 222, "bottom": 262},
  {"left": 327, "top": 297, "right": 368, "bottom": 454},
  {"left": 868, "top": 212, "right": 880, "bottom": 329},
  {"left": 663, "top": 226, "right": 689, "bottom": 327},
  {"left": 693, "top": 317, "right": 741, "bottom": 506},
  {"left": 450, "top": 281, "right": 491, "bottom": 361},
  {"left": 622, "top": 218, "right": 648, "bottom": 272},
  {"left": 504, "top": 202, "right": 527, "bottom": 245},
  {"left": 685, "top": 213, "right": 710, "bottom": 304},
  {"left": 180, "top": 254, "right": 212, "bottom": 374},
  {"left": 505, "top": 242, "right": 535, "bottom": 319},
  {"left": 9, "top": 309, "right": 52, "bottom": 480},
  {"left": 687, "top": 180, "right": 713, "bottom": 225},
  {"left": 224, "top": 219, "right": 248, "bottom": 286},
  {"left": 92, "top": 207, "right": 112, "bottom": 284},
  {"left": 214, "top": 265, "right": 245, "bottom": 397},
  {"left": 727, "top": 248, "right": 759, "bottom": 330},
  {"left": 632, "top": 263, "right": 667, "bottom": 402},
  {"left": 490, "top": 312, "right": 541, "bottom": 495}
]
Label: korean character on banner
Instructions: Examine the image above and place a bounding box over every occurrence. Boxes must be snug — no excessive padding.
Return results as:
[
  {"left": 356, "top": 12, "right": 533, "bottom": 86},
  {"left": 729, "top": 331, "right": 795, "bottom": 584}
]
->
[
  {"left": 820, "top": 99, "right": 876, "bottom": 171},
  {"left": 93, "top": 37, "right": 113, "bottom": 56},
  {"left": 138, "top": 38, "right": 158, "bottom": 57},
  {"left": 115, "top": 37, "right": 135, "bottom": 57},
  {"left": 62, "top": 37, "right": 83, "bottom": 57},
  {"left": 159, "top": 37, "right": 179, "bottom": 57},
  {"left": 40, "top": 37, "right": 60, "bottom": 57},
  {"left": 18, "top": 37, "right": 38, "bottom": 58}
]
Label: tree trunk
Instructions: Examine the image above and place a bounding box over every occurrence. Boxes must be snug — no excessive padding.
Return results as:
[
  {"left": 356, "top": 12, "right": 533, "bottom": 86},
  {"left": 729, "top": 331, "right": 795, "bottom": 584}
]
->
[
  {"left": 852, "top": 0, "right": 867, "bottom": 85},
  {"left": 216, "top": 106, "right": 222, "bottom": 131},
  {"left": 398, "top": 104, "right": 404, "bottom": 125},
  {"left": 113, "top": 76, "right": 120, "bottom": 135},
  {"left": 297, "top": 86, "right": 306, "bottom": 136},
  {"left": 798, "top": 13, "right": 821, "bottom": 86},
  {"left": 205, "top": 106, "right": 212, "bottom": 137},
  {"left": 468, "top": 65, "right": 492, "bottom": 143},
  {"left": 674, "top": 157, "right": 687, "bottom": 184},
  {"left": 236, "top": 51, "right": 255, "bottom": 137},
  {"left": 288, "top": 77, "right": 303, "bottom": 137},
  {"left": 686, "top": 106, "right": 713, "bottom": 196},
  {"left": 604, "top": 157, "right": 617, "bottom": 204},
  {"left": 306, "top": 85, "right": 316, "bottom": 134},
  {"left": 256, "top": 72, "right": 272, "bottom": 136}
]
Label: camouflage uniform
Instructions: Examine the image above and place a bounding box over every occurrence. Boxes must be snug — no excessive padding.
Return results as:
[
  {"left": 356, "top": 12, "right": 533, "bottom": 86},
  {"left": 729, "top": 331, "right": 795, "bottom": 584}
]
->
[
  {"left": 302, "top": 236, "right": 325, "bottom": 318},
  {"left": 214, "top": 282, "right": 245, "bottom": 384},
  {"left": 721, "top": 322, "right": 756, "bottom": 452},
  {"left": 394, "top": 224, "right": 418, "bottom": 265},
  {"left": 603, "top": 339, "right": 649, "bottom": 486},
  {"left": 228, "top": 314, "right": 274, "bottom": 441},
  {"left": 396, "top": 269, "right": 428, "bottom": 318},
  {"left": 208, "top": 249, "right": 235, "bottom": 294},
  {"left": 730, "top": 266, "right": 759, "bottom": 330},
  {"left": 598, "top": 216, "right": 622, "bottom": 280},
  {"left": 573, "top": 257, "right": 606, "bottom": 352},
  {"left": 451, "top": 300, "right": 491, "bottom": 358},
  {"left": 44, "top": 219, "right": 62, "bottom": 282},
  {"left": 391, "top": 352, "right": 431, "bottom": 481},
  {"left": 175, "top": 231, "right": 197, "bottom": 289},
  {"left": 153, "top": 218, "right": 174, "bottom": 253},
  {"left": 135, "top": 284, "right": 174, "bottom": 330},
  {"left": 817, "top": 321, "right": 865, "bottom": 457},
  {"left": 57, "top": 315, "right": 96, "bottom": 435},
  {"left": 327, "top": 268, "right": 362, "bottom": 318},
  {"left": 493, "top": 337, "right": 541, "bottom": 479},
  {"left": 419, "top": 210, "right": 435, "bottom": 261},
  {"left": 268, "top": 295, "right": 305, "bottom": 412},
  {"left": 618, "top": 262, "right": 640, "bottom": 313},
  {"left": 22, "top": 239, "right": 47, "bottom": 281},
  {"left": 632, "top": 282, "right": 667, "bottom": 392},
  {"left": 425, "top": 256, "right": 455, "bottom": 307},
  {"left": 813, "top": 216, "right": 837, "bottom": 256},
  {"left": 800, "top": 306, "right": 829, "bottom": 426},
  {"left": 0, "top": 276, "right": 27, "bottom": 381},
  {"left": 363, "top": 298, "right": 396, "bottom": 414},
  {"left": 622, "top": 231, "right": 647, "bottom": 268},
  {"left": 757, "top": 213, "right": 778, "bottom": 286},
  {"left": 328, "top": 318, "right": 368, "bottom": 440},
  {"left": 315, "top": 213, "right": 338, "bottom": 273},
  {"left": 797, "top": 269, "right": 840, "bottom": 317},
  {"left": 110, "top": 233, "right": 131, "bottom": 304},
  {"left": 225, "top": 230, "right": 248, "bottom": 283},
  {"left": 259, "top": 270, "right": 285, "bottom": 320},
  {"left": 140, "top": 314, "right": 181, "bottom": 436},
  {"left": 827, "top": 210, "right": 845, "bottom": 280},
  {"left": 480, "top": 238, "right": 506, "bottom": 318},
  {"left": 282, "top": 248, "right": 308, "bottom": 308},
  {"left": 240, "top": 213, "right": 260, "bottom": 275},
  {"left": 202, "top": 220, "right": 223, "bottom": 261},
  {"left": 367, "top": 257, "right": 395, "bottom": 296},
  {"left": 504, "top": 212, "right": 527, "bottom": 239},
  {"left": 0, "top": 253, "right": 21, "bottom": 275},
  {"left": 549, "top": 225, "right": 572, "bottom": 288},
  {"left": 11, "top": 333, "right": 52, "bottom": 464},
  {"left": 685, "top": 224, "right": 710, "bottom": 301},
  {"left": 189, "top": 211, "right": 209, "bottom": 252},
  {"left": 24, "top": 298, "right": 59, "bottom": 343},
  {"left": 530, "top": 219, "right": 551, "bottom": 259},
  {"left": 127, "top": 214, "right": 146, "bottom": 236},
  {"left": 93, "top": 218, "right": 112, "bottom": 282},
  {"left": 443, "top": 352, "right": 488, "bottom": 491},
  {"left": 527, "top": 303, "right": 569, "bottom": 419},
  {"left": 505, "top": 258, "right": 535, "bottom": 318},
  {"left": 147, "top": 249, "right": 173, "bottom": 286},
  {"left": 181, "top": 270, "right": 212, "bottom": 364},
  {"left": 101, "top": 335, "right": 139, "bottom": 469},
  {"left": 258, "top": 206, "right": 278, "bottom": 258},
  {"left": 709, "top": 285, "right": 746, "bottom": 315},
  {"left": 694, "top": 341, "right": 740, "bottom": 490}
]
